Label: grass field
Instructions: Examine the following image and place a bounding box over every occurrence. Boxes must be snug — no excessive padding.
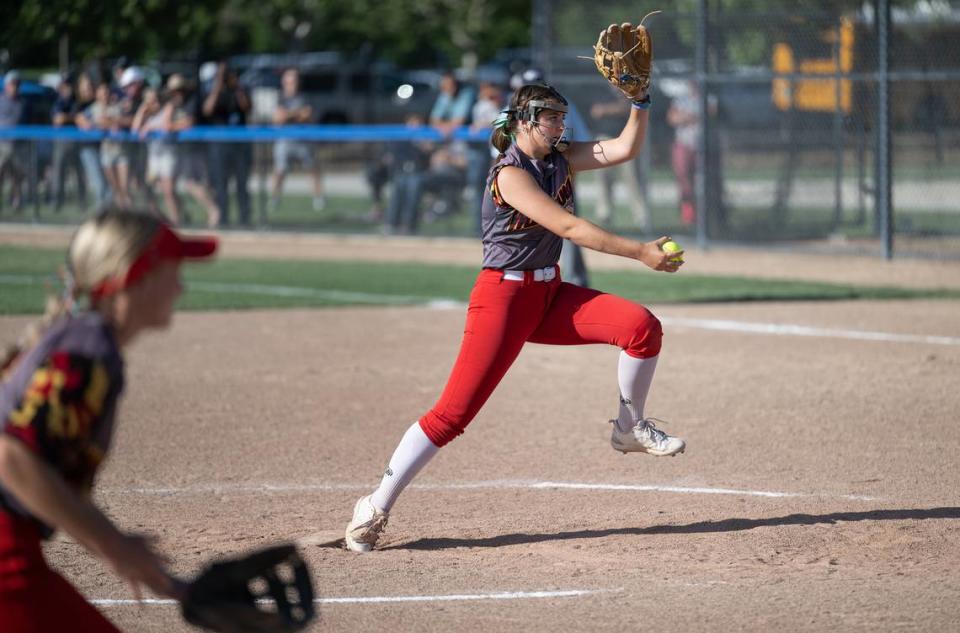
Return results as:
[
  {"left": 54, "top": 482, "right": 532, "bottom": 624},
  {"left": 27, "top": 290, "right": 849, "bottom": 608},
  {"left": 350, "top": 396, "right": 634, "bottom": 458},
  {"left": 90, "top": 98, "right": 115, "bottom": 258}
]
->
[{"left": 2, "top": 244, "right": 958, "bottom": 315}]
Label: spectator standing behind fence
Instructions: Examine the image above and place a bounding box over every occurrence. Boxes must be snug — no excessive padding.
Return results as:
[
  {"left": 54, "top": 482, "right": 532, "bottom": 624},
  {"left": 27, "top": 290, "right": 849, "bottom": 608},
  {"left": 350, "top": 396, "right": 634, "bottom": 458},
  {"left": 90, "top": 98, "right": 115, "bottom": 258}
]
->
[
  {"left": 74, "top": 74, "right": 110, "bottom": 209},
  {"left": 51, "top": 74, "right": 88, "bottom": 212},
  {"left": 109, "top": 57, "right": 130, "bottom": 100},
  {"left": 201, "top": 61, "right": 252, "bottom": 227},
  {"left": 116, "top": 67, "right": 149, "bottom": 209},
  {"left": 667, "top": 80, "right": 703, "bottom": 227},
  {"left": 466, "top": 80, "right": 504, "bottom": 235},
  {"left": 133, "top": 87, "right": 176, "bottom": 222},
  {"left": 77, "top": 84, "right": 128, "bottom": 208},
  {"left": 591, "top": 91, "right": 652, "bottom": 233},
  {"left": 144, "top": 74, "right": 219, "bottom": 228},
  {"left": 0, "top": 71, "right": 27, "bottom": 212},
  {"left": 270, "top": 68, "right": 325, "bottom": 213}
]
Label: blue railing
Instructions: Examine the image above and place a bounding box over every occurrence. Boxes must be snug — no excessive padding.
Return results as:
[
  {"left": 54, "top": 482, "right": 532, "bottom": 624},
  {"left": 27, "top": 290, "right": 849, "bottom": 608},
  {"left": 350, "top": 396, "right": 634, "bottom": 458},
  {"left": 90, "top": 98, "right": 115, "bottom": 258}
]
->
[{"left": 0, "top": 124, "right": 490, "bottom": 143}]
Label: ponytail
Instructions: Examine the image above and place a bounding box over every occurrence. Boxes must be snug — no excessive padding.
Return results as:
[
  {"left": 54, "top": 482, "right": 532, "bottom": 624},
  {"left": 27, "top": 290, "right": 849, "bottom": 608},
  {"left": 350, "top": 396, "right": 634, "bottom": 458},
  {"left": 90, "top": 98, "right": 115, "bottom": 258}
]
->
[{"left": 490, "top": 125, "right": 513, "bottom": 156}]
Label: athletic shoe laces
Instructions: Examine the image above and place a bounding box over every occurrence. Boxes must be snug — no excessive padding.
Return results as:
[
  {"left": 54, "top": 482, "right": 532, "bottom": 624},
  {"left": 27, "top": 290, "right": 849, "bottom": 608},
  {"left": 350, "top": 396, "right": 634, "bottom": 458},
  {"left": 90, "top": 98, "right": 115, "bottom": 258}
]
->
[
  {"left": 641, "top": 418, "right": 671, "bottom": 444},
  {"left": 358, "top": 513, "right": 388, "bottom": 538}
]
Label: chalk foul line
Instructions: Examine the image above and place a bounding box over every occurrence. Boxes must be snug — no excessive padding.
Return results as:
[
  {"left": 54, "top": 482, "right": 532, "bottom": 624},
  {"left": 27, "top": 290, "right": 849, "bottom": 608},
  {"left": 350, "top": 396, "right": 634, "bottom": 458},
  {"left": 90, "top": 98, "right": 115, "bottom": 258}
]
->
[
  {"left": 104, "top": 479, "right": 878, "bottom": 502},
  {"left": 659, "top": 316, "right": 960, "bottom": 346},
  {"left": 91, "top": 587, "right": 621, "bottom": 607}
]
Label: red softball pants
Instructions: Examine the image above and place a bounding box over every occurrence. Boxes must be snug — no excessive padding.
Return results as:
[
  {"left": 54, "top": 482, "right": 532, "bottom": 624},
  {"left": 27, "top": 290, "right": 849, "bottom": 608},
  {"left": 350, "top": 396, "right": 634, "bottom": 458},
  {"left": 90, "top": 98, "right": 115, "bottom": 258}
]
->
[
  {"left": 419, "top": 267, "right": 662, "bottom": 447},
  {"left": 0, "top": 512, "right": 121, "bottom": 632}
]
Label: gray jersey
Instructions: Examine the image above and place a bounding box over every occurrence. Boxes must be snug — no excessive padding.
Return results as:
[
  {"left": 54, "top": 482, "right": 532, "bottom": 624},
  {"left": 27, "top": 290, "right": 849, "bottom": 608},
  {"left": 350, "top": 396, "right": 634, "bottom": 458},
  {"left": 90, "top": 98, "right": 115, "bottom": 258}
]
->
[
  {"left": 0, "top": 312, "right": 124, "bottom": 537},
  {"left": 480, "top": 144, "right": 575, "bottom": 270},
  {"left": 279, "top": 94, "right": 311, "bottom": 123}
]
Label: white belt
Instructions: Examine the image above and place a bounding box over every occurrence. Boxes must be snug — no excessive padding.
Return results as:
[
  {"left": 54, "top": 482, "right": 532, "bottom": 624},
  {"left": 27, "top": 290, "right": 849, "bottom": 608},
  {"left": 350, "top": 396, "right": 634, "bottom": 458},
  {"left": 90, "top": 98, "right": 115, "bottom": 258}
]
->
[{"left": 502, "top": 266, "right": 557, "bottom": 282}]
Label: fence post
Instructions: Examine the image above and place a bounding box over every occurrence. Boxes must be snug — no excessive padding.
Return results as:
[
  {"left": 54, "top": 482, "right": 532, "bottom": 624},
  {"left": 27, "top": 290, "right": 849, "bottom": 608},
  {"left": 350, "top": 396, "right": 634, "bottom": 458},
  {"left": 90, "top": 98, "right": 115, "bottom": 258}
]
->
[
  {"left": 695, "top": 0, "right": 709, "bottom": 249},
  {"left": 876, "top": 0, "right": 894, "bottom": 259},
  {"left": 532, "top": 0, "right": 553, "bottom": 80},
  {"left": 30, "top": 140, "right": 40, "bottom": 222},
  {"left": 833, "top": 22, "right": 845, "bottom": 230},
  {"left": 257, "top": 142, "right": 268, "bottom": 228}
]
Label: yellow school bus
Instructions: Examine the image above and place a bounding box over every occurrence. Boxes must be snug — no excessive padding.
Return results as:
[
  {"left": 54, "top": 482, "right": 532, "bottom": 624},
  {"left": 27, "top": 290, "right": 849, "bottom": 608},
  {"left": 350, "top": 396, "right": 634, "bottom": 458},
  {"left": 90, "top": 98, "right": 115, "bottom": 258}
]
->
[
  {"left": 772, "top": 17, "right": 854, "bottom": 114},
  {"left": 772, "top": 14, "right": 959, "bottom": 128}
]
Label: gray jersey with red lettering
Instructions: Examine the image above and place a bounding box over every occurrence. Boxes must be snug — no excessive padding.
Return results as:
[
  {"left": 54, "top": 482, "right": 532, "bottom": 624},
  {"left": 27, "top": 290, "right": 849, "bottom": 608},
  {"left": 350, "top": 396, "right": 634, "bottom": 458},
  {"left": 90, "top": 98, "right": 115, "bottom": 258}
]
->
[{"left": 480, "top": 144, "right": 575, "bottom": 270}]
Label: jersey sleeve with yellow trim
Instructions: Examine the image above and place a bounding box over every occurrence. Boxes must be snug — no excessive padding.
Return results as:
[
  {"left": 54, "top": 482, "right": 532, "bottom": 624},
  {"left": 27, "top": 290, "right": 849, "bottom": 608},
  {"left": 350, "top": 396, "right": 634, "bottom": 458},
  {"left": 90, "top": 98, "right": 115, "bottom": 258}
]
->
[{"left": 3, "top": 351, "right": 117, "bottom": 494}]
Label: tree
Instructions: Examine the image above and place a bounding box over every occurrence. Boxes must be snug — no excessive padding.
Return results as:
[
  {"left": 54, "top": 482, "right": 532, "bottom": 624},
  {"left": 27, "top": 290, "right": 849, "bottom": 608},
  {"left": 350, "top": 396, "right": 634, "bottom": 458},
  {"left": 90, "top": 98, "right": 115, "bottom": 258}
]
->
[
  {"left": 1, "top": 0, "right": 225, "bottom": 69},
  {"left": 1, "top": 0, "right": 530, "bottom": 71}
]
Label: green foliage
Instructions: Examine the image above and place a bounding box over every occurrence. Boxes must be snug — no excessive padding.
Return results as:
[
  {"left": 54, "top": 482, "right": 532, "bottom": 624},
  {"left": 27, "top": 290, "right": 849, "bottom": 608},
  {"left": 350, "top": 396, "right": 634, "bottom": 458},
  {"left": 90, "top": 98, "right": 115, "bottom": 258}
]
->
[
  {"left": 2, "top": 0, "right": 530, "bottom": 70},
  {"left": 1, "top": 0, "right": 225, "bottom": 66}
]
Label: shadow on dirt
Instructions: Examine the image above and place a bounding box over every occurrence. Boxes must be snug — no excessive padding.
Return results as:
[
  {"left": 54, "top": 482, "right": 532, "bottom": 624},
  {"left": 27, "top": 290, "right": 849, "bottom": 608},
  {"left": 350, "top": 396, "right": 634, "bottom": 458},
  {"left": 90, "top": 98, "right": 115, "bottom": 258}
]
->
[{"left": 388, "top": 507, "right": 960, "bottom": 551}]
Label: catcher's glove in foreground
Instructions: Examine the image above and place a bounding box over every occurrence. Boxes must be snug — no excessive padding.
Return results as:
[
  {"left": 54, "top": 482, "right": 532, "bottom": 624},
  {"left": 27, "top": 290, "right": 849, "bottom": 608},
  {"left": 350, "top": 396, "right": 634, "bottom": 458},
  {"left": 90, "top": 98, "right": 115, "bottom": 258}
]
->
[
  {"left": 181, "top": 543, "right": 316, "bottom": 633},
  {"left": 591, "top": 12, "right": 659, "bottom": 100}
]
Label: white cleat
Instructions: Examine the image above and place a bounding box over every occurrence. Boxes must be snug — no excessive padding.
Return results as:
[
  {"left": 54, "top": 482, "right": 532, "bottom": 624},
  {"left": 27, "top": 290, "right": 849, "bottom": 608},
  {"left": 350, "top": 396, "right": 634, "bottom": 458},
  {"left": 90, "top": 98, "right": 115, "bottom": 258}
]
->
[
  {"left": 345, "top": 495, "right": 389, "bottom": 553},
  {"left": 610, "top": 418, "right": 686, "bottom": 457}
]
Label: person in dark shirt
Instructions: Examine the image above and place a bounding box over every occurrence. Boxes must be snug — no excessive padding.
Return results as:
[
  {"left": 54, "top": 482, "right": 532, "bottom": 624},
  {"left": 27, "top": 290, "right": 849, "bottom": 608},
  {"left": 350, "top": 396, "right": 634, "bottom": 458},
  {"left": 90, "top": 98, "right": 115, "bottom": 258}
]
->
[
  {"left": 202, "top": 61, "right": 252, "bottom": 226},
  {"left": 51, "top": 74, "right": 88, "bottom": 211},
  {"left": 0, "top": 70, "right": 27, "bottom": 210},
  {"left": 382, "top": 113, "right": 440, "bottom": 234},
  {"left": 0, "top": 210, "right": 217, "bottom": 630}
]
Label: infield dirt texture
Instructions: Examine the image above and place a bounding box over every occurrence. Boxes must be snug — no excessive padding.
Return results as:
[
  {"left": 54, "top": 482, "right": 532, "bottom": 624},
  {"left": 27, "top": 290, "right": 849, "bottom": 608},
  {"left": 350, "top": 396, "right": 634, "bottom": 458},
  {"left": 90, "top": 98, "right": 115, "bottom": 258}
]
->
[{"left": 2, "top": 227, "right": 959, "bottom": 632}]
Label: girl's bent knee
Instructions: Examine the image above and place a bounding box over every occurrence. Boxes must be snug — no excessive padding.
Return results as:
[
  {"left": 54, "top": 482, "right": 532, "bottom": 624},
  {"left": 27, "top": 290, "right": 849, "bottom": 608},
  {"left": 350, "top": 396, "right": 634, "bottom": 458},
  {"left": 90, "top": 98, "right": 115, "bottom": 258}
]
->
[
  {"left": 418, "top": 413, "right": 464, "bottom": 448},
  {"left": 625, "top": 311, "right": 662, "bottom": 358}
]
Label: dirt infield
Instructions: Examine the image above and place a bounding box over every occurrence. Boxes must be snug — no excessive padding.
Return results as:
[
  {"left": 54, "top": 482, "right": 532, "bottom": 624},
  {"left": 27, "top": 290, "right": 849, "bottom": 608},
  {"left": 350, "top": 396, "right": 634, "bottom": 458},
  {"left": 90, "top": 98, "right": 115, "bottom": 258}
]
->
[{"left": 2, "top": 226, "right": 959, "bottom": 631}]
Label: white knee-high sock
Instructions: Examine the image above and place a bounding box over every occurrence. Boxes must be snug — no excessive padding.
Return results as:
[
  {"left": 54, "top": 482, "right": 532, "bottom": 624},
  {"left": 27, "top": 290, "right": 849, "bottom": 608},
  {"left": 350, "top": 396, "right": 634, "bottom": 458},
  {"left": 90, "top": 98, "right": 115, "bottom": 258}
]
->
[
  {"left": 616, "top": 352, "right": 659, "bottom": 432},
  {"left": 369, "top": 421, "right": 439, "bottom": 513}
]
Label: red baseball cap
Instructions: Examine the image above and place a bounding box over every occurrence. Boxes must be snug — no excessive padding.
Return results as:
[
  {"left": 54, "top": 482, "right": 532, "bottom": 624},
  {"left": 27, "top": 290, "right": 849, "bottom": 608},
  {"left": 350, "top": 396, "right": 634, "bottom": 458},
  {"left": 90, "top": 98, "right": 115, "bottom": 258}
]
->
[{"left": 90, "top": 223, "right": 217, "bottom": 299}]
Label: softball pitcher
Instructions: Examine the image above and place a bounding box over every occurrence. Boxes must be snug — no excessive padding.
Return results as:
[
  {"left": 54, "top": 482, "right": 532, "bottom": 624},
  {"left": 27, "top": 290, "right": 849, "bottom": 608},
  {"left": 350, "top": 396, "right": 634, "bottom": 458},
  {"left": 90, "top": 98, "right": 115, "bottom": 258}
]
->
[
  {"left": 0, "top": 211, "right": 217, "bottom": 630},
  {"left": 345, "top": 22, "right": 684, "bottom": 553}
]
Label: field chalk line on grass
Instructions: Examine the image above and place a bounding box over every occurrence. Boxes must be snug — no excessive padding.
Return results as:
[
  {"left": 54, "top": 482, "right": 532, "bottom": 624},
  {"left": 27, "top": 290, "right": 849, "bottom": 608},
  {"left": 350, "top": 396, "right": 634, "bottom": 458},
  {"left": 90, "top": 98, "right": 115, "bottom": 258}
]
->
[
  {"left": 2, "top": 273, "right": 957, "bottom": 345},
  {"left": 659, "top": 316, "right": 960, "bottom": 347},
  {"left": 0, "top": 274, "right": 462, "bottom": 310},
  {"left": 104, "top": 480, "right": 878, "bottom": 502},
  {"left": 91, "top": 588, "right": 619, "bottom": 607}
]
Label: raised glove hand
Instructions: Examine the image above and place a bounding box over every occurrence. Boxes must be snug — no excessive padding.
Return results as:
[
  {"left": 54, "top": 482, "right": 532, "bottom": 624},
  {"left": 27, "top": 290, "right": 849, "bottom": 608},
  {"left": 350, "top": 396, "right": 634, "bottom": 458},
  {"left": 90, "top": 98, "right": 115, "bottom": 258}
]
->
[{"left": 591, "top": 12, "right": 659, "bottom": 101}]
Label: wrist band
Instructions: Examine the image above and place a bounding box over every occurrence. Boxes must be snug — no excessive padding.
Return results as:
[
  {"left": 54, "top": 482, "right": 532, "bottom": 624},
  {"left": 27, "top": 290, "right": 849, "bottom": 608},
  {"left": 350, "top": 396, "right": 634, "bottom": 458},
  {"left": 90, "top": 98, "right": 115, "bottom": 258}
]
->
[{"left": 631, "top": 95, "right": 652, "bottom": 110}]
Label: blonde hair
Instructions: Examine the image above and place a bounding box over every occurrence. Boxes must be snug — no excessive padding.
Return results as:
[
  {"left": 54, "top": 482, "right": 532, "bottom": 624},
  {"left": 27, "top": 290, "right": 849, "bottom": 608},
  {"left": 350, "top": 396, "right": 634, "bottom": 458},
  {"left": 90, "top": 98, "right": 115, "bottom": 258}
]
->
[
  {"left": 2, "top": 210, "right": 161, "bottom": 377},
  {"left": 491, "top": 83, "right": 568, "bottom": 156},
  {"left": 68, "top": 211, "right": 161, "bottom": 297}
]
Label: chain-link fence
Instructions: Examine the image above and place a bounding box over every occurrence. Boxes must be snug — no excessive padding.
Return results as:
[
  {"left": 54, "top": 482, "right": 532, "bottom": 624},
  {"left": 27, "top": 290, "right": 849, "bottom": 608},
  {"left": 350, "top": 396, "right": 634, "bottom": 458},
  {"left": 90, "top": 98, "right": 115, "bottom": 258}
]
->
[
  {"left": 3, "top": 1, "right": 958, "bottom": 259},
  {"left": 543, "top": 0, "right": 960, "bottom": 259}
]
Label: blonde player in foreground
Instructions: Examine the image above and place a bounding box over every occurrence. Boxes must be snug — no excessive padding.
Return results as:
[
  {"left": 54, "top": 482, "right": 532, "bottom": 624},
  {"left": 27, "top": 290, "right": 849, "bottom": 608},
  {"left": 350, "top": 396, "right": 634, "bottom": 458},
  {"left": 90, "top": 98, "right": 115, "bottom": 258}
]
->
[
  {"left": 346, "top": 19, "right": 684, "bottom": 553},
  {"left": 0, "top": 211, "right": 217, "bottom": 630}
]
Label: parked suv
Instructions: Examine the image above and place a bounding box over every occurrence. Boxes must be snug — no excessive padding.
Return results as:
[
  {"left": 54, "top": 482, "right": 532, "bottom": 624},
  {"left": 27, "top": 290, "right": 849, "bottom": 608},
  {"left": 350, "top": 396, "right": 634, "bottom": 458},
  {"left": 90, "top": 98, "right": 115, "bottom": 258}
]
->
[{"left": 236, "top": 53, "right": 439, "bottom": 125}]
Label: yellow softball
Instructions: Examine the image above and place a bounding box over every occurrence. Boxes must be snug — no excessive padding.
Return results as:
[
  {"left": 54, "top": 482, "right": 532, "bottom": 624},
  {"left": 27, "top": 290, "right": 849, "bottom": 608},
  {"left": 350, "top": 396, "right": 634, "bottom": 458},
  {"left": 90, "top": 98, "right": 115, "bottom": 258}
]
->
[{"left": 661, "top": 240, "right": 684, "bottom": 263}]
